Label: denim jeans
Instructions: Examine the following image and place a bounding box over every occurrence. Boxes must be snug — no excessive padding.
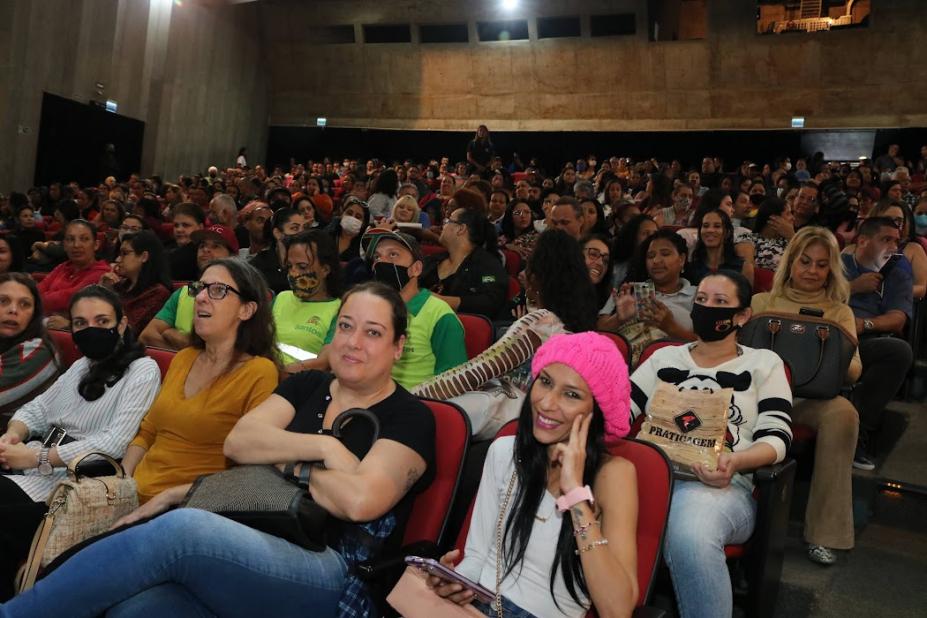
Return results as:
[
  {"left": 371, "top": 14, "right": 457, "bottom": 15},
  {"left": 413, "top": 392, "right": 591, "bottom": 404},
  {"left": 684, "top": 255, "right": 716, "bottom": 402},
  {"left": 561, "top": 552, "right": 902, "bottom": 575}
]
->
[
  {"left": 663, "top": 478, "right": 756, "bottom": 618},
  {"left": 0, "top": 508, "right": 348, "bottom": 618}
]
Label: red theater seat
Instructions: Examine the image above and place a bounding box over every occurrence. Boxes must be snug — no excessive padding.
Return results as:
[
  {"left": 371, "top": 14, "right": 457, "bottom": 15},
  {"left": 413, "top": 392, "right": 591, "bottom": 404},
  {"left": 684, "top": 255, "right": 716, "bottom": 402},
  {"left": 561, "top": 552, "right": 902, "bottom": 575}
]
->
[{"left": 458, "top": 313, "right": 494, "bottom": 360}]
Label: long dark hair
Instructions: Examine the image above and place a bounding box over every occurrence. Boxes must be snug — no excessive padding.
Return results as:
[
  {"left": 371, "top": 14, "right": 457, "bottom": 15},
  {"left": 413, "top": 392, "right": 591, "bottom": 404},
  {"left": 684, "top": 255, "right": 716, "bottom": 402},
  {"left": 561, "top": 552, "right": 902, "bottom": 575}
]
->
[
  {"left": 284, "top": 230, "right": 344, "bottom": 298},
  {"left": 581, "top": 233, "right": 615, "bottom": 308},
  {"left": 0, "top": 273, "right": 50, "bottom": 354},
  {"left": 527, "top": 230, "right": 597, "bottom": 332},
  {"left": 68, "top": 286, "right": 145, "bottom": 402},
  {"left": 453, "top": 208, "right": 500, "bottom": 256},
  {"left": 0, "top": 235, "right": 24, "bottom": 272},
  {"left": 118, "top": 231, "right": 171, "bottom": 295},
  {"left": 580, "top": 199, "right": 608, "bottom": 236},
  {"left": 504, "top": 390, "right": 608, "bottom": 609},
  {"left": 372, "top": 169, "right": 399, "bottom": 197},
  {"left": 611, "top": 213, "right": 656, "bottom": 264},
  {"left": 500, "top": 198, "right": 534, "bottom": 240},
  {"left": 691, "top": 208, "right": 739, "bottom": 268},
  {"left": 191, "top": 258, "right": 280, "bottom": 369}
]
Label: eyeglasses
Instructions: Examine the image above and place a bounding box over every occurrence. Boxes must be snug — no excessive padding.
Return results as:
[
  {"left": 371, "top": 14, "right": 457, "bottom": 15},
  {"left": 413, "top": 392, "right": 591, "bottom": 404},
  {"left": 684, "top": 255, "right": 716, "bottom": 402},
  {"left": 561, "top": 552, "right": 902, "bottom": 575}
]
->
[
  {"left": 583, "top": 247, "right": 610, "bottom": 263},
  {"left": 187, "top": 281, "right": 242, "bottom": 300},
  {"left": 512, "top": 209, "right": 532, "bottom": 217},
  {"left": 444, "top": 218, "right": 465, "bottom": 226},
  {"left": 888, "top": 217, "right": 905, "bottom": 229},
  {"left": 120, "top": 225, "right": 142, "bottom": 233}
]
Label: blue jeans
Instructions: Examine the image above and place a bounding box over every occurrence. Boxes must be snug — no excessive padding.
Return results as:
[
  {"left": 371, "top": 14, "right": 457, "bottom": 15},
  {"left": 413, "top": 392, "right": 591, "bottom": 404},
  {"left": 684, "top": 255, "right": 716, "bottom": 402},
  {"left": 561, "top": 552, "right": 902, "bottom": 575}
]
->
[
  {"left": 663, "top": 478, "right": 756, "bottom": 618},
  {"left": 0, "top": 508, "right": 348, "bottom": 618}
]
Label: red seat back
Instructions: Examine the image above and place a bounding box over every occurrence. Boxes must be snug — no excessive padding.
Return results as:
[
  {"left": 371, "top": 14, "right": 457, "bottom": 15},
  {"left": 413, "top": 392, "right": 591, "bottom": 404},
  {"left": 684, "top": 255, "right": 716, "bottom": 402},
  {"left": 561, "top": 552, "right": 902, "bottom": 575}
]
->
[
  {"left": 48, "top": 329, "right": 81, "bottom": 367},
  {"left": 753, "top": 267, "right": 775, "bottom": 293},
  {"left": 501, "top": 249, "right": 522, "bottom": 277},
  {"left": 145, "top": 346, "right": 176, "bottom": 381},
  {"left": 454, "top": 420, "right": 673, "bottom": 608},
  {"left": 458, "top": 314, "right": 494, "bottom": 360},
  {"left": 598, "top": 331, "right": 631, "bottom": 367},
  {"left": 506, "top": 276, "right": 521, "bottom": 302},
  {"left": 403, "top": 400, "right": 471, "bottom": 546},
  {"left": 172, "top": 281, "right": 189, "bottom": 291}
]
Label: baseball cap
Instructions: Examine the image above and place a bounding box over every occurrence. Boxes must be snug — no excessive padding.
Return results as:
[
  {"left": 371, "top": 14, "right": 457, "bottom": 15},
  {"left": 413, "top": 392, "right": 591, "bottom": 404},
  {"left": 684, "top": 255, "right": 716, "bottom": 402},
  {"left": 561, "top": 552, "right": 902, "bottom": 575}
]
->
[
  {"left": 360, "top": 227, "right": 423, "bottom": 263},
  {"left": 192, "top": 224, "right": 240, "bottom": 254}
]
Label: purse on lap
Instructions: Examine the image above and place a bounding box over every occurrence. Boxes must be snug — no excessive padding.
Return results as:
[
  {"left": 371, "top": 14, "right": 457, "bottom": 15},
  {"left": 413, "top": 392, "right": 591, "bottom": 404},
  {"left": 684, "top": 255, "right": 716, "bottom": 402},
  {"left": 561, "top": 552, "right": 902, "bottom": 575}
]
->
[
  {"left": 738, "top": 311, "right": 856, "bottom": 399},
  {"left": 181, "top": 408, "right": 380, "bottom": 552},
  {"left": 637, "top": 381, "right": 730, "bottom": 478},
  {"left": 18, "top": 452, "right": 138, "bottom": 593}
]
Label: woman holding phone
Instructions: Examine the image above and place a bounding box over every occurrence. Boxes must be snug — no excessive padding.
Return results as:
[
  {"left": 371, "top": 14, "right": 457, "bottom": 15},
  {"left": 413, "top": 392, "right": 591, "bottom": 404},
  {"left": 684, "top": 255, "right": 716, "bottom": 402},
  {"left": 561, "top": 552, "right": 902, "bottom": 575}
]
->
[{"left": 426, "top": 332, "right": 639, "bottom": 618}]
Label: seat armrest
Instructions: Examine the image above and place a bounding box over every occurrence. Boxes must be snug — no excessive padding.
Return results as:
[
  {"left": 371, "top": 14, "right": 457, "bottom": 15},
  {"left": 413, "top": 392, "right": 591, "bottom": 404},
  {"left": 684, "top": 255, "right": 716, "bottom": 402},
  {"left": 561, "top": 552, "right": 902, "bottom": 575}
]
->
[
  {"left": 353, "top": 540, "right": 440, "bottom": 581},
  {"left": 753, "top": 459, "right": 797, "bottom": 484},
  {"left": 632, "top": 606, "right": 669, "bottom": 618}
]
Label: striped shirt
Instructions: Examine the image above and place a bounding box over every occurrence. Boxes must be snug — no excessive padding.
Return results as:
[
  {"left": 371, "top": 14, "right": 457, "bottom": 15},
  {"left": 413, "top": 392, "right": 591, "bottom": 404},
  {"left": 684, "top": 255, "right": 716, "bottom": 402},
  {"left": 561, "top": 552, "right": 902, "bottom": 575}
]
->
[
  {"left": 1, "top": 338, "right": 59, "bottom": 417},
  {"left": 9, "top": 356, "right": 161, "bottom": 502},
  {"left": 630, "top": 343, "right": 793, "bottom": 463}
]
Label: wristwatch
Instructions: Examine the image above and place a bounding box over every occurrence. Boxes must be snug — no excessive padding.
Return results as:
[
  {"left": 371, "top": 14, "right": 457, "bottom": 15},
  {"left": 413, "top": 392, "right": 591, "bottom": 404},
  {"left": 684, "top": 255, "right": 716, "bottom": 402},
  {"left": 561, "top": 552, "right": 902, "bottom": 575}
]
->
[
  {"left": 556, "top": 485, "right": 594, "bottom": 513},
  {"left": 37, "top": 448, "right": 53, "bottom": 476},
  {"left": 863, "top": 319, "right": 874, "bottom": 332}
]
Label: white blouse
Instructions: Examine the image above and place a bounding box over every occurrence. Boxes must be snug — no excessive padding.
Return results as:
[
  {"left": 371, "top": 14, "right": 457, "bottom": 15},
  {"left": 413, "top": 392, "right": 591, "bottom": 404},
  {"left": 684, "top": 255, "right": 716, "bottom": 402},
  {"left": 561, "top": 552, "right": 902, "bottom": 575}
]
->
[
  {"left": 456, "top": 436, "right": 589, "bottom": 617},
  {"left": 9, "top": 356, "right": 161, "bottom": 501}
]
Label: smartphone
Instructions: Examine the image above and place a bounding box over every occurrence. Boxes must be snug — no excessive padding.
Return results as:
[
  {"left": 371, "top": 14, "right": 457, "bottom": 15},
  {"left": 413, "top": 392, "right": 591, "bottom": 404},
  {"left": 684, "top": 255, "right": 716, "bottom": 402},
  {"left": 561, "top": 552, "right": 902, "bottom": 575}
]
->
[
  {"left": 799, "top": 307, "right": 824, "bottom": 318},
  {"left": 404, "top": 556, "right": 495, "bottom": 604},
  {"left": 879, "top": 253, "right": 902, "bottom": 277},
  {"left": 631, "top": 281, "right": 656, "bottom": 316}
]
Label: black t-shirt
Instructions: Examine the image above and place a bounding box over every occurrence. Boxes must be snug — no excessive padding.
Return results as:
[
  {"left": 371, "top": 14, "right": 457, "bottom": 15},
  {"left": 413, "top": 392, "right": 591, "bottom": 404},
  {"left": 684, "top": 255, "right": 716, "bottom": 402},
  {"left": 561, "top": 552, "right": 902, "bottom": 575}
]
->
[
  {"left": 419, "top": 247, "right": 509, "bottom": 318},
  {"left": 274, "top": 371, "right": 437, "bottom": 543},
  {"left": 249, "top": 247, "right": 289, "bottom": 294},
  {"left": 467, "top": 139, "right": 494, "bottom": 168},
  {"left": 168, "top": 243, "right": 199, "bottom": 281}
]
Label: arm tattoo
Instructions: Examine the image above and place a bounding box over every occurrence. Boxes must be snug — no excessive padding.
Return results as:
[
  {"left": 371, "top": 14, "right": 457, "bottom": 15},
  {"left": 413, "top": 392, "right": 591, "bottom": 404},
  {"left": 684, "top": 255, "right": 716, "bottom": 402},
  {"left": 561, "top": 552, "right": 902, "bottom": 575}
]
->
[{"left": 404, "top": 467, "right": 419, "bottom": 491}]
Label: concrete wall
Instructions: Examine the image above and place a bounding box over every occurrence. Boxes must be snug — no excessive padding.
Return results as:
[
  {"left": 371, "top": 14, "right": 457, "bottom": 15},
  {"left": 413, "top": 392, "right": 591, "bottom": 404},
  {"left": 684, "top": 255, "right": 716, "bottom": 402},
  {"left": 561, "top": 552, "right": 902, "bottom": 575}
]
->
[
  {"left": 0, "top": 0, "right": 267, "bottom": 193},
  {"left": 261, "top": 0, "right": 925, "bottom": 132}
]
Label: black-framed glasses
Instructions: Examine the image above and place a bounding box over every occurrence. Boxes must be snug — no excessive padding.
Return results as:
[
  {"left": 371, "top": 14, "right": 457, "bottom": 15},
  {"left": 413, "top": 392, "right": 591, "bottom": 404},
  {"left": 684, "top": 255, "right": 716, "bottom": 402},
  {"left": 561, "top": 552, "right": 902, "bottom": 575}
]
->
[
  {"left": 583, "top": 247, "right": 610, "bottom": 263},
  {"left": 188, "top": 281, "right": 242, "bottom": 300}
]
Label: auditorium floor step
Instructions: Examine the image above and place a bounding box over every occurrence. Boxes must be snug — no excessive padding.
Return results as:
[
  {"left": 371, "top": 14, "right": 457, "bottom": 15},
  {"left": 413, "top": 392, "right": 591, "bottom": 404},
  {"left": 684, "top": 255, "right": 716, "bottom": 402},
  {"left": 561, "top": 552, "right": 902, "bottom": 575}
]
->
[{"left": 774, "top": 400, "right": 927, "bottom": 617}]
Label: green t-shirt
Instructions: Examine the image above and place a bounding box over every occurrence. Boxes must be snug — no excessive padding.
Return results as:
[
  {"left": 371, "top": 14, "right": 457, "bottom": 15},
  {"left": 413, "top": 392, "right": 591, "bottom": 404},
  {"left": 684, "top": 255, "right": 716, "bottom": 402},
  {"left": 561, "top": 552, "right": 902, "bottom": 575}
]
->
[
  {"left": 153, "top": 286, "right": 195, "bottom": 333},
  {"left": 324, "top": 289, "right": 466, "bottom": 390},
  {"left": 272, "top": 292, "right": 341, "bottom": 364}
]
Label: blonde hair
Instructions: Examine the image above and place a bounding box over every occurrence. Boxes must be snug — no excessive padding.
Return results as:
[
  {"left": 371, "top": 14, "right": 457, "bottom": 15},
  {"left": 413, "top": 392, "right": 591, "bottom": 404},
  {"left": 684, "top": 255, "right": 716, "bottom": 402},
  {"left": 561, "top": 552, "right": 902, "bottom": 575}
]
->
[
  {"left": 770, "top": 226, "right": 850, "bottom": 304},
  {"left": 390, "top": 195, "right": 420, "bottom": 223}
]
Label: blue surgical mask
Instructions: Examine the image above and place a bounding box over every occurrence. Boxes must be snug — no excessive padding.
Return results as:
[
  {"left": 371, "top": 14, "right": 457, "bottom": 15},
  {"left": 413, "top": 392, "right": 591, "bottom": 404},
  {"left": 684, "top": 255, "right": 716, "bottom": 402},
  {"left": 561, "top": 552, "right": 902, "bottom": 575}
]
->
[{"left": 915, "top": 214, "right": 927, "bottom": 232}]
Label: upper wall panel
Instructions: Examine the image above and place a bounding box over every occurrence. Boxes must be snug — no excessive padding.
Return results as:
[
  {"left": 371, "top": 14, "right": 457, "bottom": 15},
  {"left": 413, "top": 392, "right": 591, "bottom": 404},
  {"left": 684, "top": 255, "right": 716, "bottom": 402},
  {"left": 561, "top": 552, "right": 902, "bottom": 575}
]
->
[{"left": 259, "top": 0, "right": 925, "bottom": 131}]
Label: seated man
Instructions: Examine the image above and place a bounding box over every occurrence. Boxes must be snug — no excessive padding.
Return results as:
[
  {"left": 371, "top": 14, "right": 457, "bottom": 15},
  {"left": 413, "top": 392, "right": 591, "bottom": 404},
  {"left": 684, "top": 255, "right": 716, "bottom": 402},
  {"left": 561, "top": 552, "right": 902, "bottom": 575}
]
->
[
  {"left": 139, "top": 225, "right": 238, "bottom": 350},
  {"left": 308, "top": 228, "right": 467, "bottom": 390},
  {"left": 841, "top": 216, "right": 914, "bottom": 469}
]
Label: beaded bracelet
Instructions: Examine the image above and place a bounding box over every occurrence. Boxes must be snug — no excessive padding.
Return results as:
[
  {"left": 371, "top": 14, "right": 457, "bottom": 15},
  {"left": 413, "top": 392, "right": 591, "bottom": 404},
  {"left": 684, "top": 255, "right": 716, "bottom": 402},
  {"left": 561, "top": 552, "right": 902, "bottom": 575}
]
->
[
  {"left": 575, "top": 539, "right": 609, "bottom": 555},
  {"left": 573, "top": 520, "right": 601, "bottom": 540}
]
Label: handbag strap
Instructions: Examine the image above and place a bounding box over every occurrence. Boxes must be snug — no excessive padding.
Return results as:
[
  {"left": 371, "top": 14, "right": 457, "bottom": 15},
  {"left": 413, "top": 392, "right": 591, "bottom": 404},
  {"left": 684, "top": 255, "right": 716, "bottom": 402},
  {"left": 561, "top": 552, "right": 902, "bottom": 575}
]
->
[
  {"left": 66, "top": 452, "right": 125, "bottom": 481},
  {"left": 791, "top": 326, "right": 829, "bottom": 388},
  {"left": 18, "top": 492, "right": 68, "bottom": 593},
  {"left": 331, "top": 408, "right": 381, "bottom": 447},
  {"left": 493, "top": 470, "right": 518, "bottom": 618}
]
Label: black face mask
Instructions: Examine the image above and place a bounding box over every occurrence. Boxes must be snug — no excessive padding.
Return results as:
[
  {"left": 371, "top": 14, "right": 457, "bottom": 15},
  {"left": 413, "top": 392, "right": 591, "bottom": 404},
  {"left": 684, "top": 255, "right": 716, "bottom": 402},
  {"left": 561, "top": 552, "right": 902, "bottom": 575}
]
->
[
  {"left": 372, "top": 261, "right": 411, "bottom": 291},
  {"left": 749, "top": 193, "right": 765, "bottom": 206},
  {"left": 72, "top": 326, "right": 121, "bottom": 360},
  {"left": 690, "top": 303, "right": 741, "bottom": 342}
]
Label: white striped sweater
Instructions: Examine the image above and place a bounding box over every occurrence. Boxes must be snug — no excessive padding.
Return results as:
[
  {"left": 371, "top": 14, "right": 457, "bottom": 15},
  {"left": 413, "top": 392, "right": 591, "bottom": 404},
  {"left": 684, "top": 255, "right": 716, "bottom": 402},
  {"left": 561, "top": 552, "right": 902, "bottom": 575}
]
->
[{"left": 8, "top": 356, "right": 161, "bottom": 502}]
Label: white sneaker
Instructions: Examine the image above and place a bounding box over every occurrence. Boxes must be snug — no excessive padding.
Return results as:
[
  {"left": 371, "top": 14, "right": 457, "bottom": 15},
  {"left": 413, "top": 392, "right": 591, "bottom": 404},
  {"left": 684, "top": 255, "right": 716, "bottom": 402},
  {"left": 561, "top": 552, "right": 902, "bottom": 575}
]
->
[{"left": 808, "top": 545, "right": 837, "bottom": 566}]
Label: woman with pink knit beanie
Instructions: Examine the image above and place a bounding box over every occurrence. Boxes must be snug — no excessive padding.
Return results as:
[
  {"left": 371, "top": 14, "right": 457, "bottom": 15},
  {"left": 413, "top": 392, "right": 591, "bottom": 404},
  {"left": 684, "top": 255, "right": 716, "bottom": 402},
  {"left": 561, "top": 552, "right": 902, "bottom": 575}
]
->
[{"left": 426, "top": 332, "right": 639, "bottom": 618}]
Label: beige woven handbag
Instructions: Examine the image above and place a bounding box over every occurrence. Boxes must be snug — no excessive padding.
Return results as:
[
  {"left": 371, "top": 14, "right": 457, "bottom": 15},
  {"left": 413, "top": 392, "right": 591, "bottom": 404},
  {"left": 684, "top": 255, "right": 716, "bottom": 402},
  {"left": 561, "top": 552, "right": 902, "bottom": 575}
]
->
[{"left": 17, "top": 452, "right": 138, "bottom": 593}]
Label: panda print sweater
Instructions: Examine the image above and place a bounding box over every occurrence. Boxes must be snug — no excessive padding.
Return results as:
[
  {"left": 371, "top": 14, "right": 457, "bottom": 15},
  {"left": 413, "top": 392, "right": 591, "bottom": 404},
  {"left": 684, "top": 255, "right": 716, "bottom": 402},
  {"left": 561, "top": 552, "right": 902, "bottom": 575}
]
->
[{"left": 630, "top": 343, "right": 793, "bottom": 463}]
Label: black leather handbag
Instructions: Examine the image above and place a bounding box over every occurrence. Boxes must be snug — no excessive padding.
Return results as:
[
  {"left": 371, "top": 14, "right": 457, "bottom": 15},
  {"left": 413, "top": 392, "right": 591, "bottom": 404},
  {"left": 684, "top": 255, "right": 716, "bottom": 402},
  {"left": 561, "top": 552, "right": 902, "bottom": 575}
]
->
[
  {"left": 182, "top": 408, "right": 380, "bottom": 551},
  {"left": 738, "top": 311, "right": 857, "bottom": 399}
]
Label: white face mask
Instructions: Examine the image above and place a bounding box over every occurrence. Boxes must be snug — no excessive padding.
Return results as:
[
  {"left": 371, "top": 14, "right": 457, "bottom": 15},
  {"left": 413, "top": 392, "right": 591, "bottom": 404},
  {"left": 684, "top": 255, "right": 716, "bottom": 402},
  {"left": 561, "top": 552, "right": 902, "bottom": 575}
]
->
[
  {"left": 785, "top": 162, "right": 792, "bottom": 171},
  {"left": 340, "top": 215, "right": 363, "bottom": 236}
]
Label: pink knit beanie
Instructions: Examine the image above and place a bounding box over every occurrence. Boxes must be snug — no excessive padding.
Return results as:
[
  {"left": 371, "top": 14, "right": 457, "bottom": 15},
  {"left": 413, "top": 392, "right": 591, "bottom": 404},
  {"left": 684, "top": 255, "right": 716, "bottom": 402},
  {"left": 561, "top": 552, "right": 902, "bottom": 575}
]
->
[{"left": 531, "top": 332, "right": 631, "bottom": 441}]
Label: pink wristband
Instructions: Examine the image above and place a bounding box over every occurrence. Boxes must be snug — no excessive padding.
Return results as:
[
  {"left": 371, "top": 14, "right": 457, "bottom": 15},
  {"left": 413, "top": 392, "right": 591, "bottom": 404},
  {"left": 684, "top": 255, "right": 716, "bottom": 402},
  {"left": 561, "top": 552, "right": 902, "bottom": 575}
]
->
[{"left": 556, "top": 485, "right": 594, "bottom": 512}]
